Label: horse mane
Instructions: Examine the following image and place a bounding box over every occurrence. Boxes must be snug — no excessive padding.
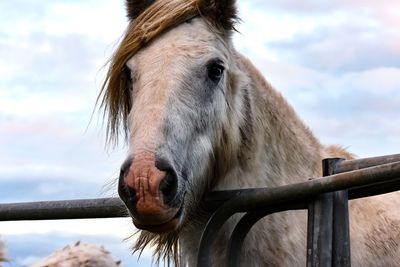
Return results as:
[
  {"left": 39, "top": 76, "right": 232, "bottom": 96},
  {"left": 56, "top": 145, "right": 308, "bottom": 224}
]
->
[{"left": 98, "top": 0, "right": 238, "bottom": 144}]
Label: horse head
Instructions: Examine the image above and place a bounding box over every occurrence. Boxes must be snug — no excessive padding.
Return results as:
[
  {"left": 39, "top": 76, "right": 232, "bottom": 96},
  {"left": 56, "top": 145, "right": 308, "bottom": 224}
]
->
[{"left": 99, "top": 0, "right": 245, "bottom": 235}]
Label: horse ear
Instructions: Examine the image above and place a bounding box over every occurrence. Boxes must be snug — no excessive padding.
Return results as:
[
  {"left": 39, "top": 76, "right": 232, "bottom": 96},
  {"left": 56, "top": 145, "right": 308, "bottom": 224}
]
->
[
  {"left": 200, "top": 0, "right": 238, "bottom": 31},
  {"left": 126, "top": 0, "right": 156, "bottom": 21}
]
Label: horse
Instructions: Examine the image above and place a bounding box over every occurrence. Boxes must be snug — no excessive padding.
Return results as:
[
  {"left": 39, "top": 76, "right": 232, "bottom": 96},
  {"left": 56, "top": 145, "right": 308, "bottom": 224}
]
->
[{"left": 98, "top": 0, "right": 400, "bottom": 266}]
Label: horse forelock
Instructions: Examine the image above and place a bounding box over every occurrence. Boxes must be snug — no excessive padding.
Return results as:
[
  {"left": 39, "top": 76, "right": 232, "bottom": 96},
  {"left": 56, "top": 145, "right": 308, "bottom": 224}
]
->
[{"left": 98, "top": 0, "right": 238, "bottom": 144}]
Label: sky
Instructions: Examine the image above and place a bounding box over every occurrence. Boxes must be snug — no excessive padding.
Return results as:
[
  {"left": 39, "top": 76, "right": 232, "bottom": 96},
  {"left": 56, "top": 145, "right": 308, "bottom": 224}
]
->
[{"left": 0, "top": 1, "right": 399, "bottom": 266}]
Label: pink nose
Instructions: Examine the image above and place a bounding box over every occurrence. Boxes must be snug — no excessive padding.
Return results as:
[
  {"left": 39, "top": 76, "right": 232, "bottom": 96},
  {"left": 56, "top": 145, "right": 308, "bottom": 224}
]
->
[{"left": 118, "top": 153, "right": 179, "bottom": 226}]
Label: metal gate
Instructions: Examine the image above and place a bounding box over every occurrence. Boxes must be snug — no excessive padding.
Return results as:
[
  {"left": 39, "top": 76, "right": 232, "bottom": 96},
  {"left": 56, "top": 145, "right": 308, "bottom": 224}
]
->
[{"left": 1, "top": 154, "right": 399, "bottom": 267}]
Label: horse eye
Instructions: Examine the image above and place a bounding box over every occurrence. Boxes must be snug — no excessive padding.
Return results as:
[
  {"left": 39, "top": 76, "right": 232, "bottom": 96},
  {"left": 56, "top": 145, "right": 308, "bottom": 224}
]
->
[
  {"left": 207, "top": 60, "right": 225, "bottom": 83},
  {"left": 124, "top": 66, "right": 132, "bottom": 82}
]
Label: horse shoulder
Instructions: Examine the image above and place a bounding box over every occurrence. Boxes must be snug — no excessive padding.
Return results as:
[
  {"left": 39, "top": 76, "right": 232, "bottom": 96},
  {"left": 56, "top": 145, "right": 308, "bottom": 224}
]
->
[{"left": 350, "top": 193, "right": 400, "bottom": 265}]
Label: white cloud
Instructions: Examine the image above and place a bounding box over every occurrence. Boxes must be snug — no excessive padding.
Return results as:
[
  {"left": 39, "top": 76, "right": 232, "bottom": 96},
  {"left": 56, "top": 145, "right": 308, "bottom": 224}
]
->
[
  {"left": 1, "top": 218, "right": 132, "bottom": 238},
  {"left": 248, "top": 0, "right": 400, "bottom": 24},
  {"left": 0, "top": 91, "right": 88, "bottom": 117},
  {"left": 236, "top": 1, "right": 400, "bottom": 73},
  {"left": 0, "top": 0, "right": 127, "bottom": 42},
  {"left": 334, "top": 68, "right": 400, "bottom": 95}
]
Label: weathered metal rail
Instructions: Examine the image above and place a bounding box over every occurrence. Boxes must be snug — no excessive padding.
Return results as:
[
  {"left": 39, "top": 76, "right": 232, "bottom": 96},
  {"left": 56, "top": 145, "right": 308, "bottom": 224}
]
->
[
  {"left": 0, "top": 197, "right": 126, "bottom": 221},
  {"left": 0, "top": 153, "right": 399, "bottom": 267}
]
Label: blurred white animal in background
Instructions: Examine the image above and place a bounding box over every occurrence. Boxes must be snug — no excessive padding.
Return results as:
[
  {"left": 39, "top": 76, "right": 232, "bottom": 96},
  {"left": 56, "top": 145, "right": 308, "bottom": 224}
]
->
[
  {"left": 0, "top": 240, "right": 121, "bottom": 267},
  {"left": 31, "top": 242, "right": 121, "bottom": 267}
]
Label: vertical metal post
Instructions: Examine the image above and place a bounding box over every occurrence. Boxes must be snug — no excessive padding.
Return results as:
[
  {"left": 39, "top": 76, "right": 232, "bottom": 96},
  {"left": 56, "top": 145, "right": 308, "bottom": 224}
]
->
[
  {"left": 332, "top": 190, "right": 351, "bottom": 266},
  {"left": 307, "top": 192, "right": 334, "bottom": 267},
  {"left": 332, "top": 164, "right": 351, "bottom": 267},
  {"left": 307, "top": 158, "right": 344, "bottom": 267},
  {"left": 307, "top": 201, "right": 315, "bottom": 266}
]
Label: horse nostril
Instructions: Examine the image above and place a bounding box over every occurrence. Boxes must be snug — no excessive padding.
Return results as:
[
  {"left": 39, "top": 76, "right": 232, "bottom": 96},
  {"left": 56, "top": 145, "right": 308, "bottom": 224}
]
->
[
  {"left": 159, "top": 170, "right": 178, "bottom": 206},
  {"left": 126, "top": 186, "right": 137, "bottom": 206},
  {"left": 155, "top": 154, "right": 179, "bottom": 206},
  {"left": 118, "top": 182, "right": 138, "bottom": 208},
  {"left": 118, "top": 157, "right": 137, "bottom": 207}
]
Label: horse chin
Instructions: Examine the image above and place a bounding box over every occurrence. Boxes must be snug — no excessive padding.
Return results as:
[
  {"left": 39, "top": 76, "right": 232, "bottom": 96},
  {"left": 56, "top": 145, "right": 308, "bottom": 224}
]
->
[
  {"left": 133, "top": 217, "right": 180, "bottom": 234},
  {"left": 132, "top": 204, "right": 184, "bottom": 235}
]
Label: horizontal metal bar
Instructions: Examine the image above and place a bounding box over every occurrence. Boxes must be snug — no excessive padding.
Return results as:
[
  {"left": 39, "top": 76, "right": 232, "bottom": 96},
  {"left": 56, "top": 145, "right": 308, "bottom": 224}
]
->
[
  {"left": 0, "top": 163, "right": 399, "bottom": 222},
  {"left": 348, "top": 177, "right": 400, "bottom": 199},
  {"left": 0, "top": 198, "right": 127, "bottom": 221},
  {"left": 337, "top": 154, "right": 400, "bottom": 173},
  {"left": 0, "top": 162, "right": 399, "bottom": 222},
  {"left": 203, "top": 190, "right": 242, "bottom": 212},
  {"left": 205, "top": 178, "right": 400, "bottom": 212},
  {"left": 205, "top": 162, "right": 400, "bottom": 211}
]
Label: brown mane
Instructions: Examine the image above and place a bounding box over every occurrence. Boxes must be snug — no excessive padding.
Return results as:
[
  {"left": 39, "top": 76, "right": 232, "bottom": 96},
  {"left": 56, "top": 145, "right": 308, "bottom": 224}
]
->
[{"left": 98, "top": 0, "right": 238, "bottom": 144}]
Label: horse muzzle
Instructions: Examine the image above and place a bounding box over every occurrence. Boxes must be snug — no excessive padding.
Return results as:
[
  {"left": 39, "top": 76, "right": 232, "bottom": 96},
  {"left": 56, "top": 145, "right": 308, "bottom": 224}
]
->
[{"left": 118, "top": 153, "right": 182, "bottom": 234}]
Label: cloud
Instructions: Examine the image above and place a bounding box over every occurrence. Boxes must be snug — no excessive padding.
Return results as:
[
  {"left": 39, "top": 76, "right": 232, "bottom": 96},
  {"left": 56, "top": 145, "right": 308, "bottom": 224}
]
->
[
  {"left": 0, "top": 119, "right": 125, "bottom": 203},
  {"left": 236, "top": 2, "right": 400, "bottom": 73},
  {"left": 242, "top": 56, "right": 400, "bottom": 157},
  {"left": 0, "top": 178, "right": 110, "bottom": 203},
  {"left": 0, "top": 0, "right": 129, "bottom": 122},
  {"left": 0, "top": 0, "right": 127, "bottom": 41},
  {"left": 267, "top": 26, "right": 400, "bottom": 72},
  {"left": 247, "top": 0, "right": 400, "bottom": 21},
  {"left": 233, "top": 1, "right": 400, "bottom": 158},
  {"left": 0, "top": 31, "right": 109, "bottom": 115}
]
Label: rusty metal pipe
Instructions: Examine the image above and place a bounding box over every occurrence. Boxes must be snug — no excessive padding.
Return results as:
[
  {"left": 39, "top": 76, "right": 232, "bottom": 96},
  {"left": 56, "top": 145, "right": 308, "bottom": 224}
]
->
[
  {"left": 337, "top": 154, "right": 400, "bottom": 173},
  {"left": 0, "top": 198, "right": 127, "bottom": 221}
]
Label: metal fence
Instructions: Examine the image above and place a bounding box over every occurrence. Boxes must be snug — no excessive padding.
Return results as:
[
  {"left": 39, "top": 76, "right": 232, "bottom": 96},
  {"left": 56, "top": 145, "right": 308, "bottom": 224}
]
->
[{"left": 1, "top": 154, "right": 399, "bottom": 267}]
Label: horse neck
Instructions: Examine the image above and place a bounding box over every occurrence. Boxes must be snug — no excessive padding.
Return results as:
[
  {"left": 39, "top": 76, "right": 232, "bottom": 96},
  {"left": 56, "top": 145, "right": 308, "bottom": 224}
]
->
[{"left": 215, "top": 53, "right": 324, "bottom": 190}]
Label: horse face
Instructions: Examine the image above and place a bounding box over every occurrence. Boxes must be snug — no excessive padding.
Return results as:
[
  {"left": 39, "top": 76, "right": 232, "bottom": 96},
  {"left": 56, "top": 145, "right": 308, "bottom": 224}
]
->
[{"left": 118, "top": 19, "right": 233, "bottom": 234}]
